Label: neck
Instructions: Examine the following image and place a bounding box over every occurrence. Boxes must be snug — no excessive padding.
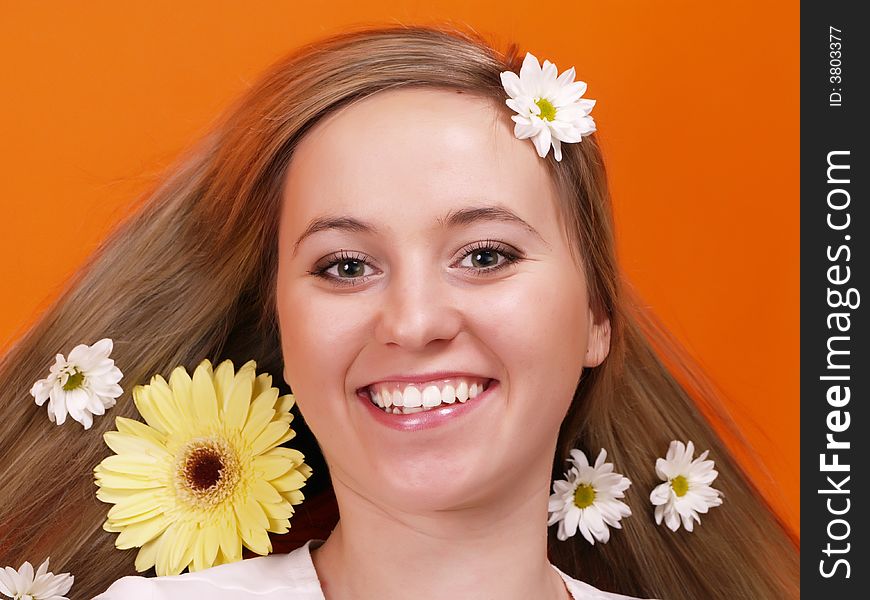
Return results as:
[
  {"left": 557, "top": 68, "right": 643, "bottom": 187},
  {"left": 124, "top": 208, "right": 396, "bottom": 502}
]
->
[{"left": 310, "top": 463, "right": 571, "bottom": 600}]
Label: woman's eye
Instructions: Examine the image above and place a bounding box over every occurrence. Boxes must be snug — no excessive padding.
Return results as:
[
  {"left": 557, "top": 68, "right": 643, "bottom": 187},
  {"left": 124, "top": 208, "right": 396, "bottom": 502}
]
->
[
  {"left": 309, "top": 251, "right": 376, "bottom": 287},
  {"left": 456, "top": 241, "right": 522, "bottom": 274}
]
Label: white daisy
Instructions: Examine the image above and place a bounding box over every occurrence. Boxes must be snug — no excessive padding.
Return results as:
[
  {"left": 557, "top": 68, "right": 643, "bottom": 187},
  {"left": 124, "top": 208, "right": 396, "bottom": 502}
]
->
[
  {"left": 499, "top": 51, "right": 596, "bottom": 161},
  {"left": 547, "top": 448, "right": 632, "bottom": 544},
  {"left": 0, "top": 557, "right": 74, "bottom": 600},
  {"left": 30, "top": 337, "right": 123, "bottom": 429},
  {"left": 650, "top": 440, "right": 724, "bottom": 532}
]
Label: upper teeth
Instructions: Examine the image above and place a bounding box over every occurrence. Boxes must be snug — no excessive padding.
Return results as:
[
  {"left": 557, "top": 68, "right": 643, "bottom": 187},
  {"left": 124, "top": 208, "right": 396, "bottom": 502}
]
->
[{"left": 366, "top": 377, "right": 490, "bottom": 412}]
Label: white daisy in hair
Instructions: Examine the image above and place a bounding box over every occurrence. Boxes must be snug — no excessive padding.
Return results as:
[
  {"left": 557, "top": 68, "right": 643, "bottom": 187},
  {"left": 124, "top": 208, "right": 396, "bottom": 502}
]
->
[
  {"left": 0, "top": 557, "right": 74, "bottom": 600},
  {"left": 650, "top": 440, "right": 724, "bottom": 532},
  {"left": 547, "top": 448, "right": 632, "bottom": 543},
  {"left": 499, "top": 51, "right": 596, "bottom": 161},
  {"left": 30, "top": 337, "right": 123, "bottom": 429}
]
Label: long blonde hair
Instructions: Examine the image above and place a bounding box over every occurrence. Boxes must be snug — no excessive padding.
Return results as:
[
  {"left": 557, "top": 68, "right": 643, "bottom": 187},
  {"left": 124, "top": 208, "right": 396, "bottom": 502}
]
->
[{"left": 0, "top": 24, "right": 798, "bottom": 599}]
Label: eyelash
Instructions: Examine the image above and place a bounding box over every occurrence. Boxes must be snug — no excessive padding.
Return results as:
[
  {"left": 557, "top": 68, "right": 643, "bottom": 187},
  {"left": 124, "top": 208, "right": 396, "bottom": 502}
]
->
[{"left": 308, "top": 239, "right": 524, "bottom": 288}]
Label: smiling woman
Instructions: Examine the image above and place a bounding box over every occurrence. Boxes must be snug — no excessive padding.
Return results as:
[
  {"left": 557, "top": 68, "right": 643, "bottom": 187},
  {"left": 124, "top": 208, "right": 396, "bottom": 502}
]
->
[{"left": 0, "top": 24, "right": 798, "bottom": 600}]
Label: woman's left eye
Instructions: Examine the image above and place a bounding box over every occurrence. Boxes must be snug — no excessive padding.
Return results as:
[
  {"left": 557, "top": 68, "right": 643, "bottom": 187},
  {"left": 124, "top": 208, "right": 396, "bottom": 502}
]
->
[
  {"left": 308, "top": 240, "right": 523, "bottom": 287},
  {"left": 456, "top": 240, "right": 523, "bottom": 274}
]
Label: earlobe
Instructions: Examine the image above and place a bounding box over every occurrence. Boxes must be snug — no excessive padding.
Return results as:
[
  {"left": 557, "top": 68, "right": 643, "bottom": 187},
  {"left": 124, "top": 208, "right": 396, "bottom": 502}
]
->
[{"left": 583, "top": 313, "right": 612, "bottom": 368}]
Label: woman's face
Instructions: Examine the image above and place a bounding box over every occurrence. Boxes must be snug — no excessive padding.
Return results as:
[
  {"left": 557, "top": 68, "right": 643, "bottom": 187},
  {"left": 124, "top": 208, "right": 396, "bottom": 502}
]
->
[{"left": 276, "top": 88, "right": 610, "bottom": 513}]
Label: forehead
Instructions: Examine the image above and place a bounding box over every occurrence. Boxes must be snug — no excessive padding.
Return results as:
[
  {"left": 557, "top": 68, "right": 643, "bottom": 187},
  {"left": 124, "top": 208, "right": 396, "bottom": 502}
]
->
[{"left": 281, "top": 87, "right": 557, "bottom": 231}]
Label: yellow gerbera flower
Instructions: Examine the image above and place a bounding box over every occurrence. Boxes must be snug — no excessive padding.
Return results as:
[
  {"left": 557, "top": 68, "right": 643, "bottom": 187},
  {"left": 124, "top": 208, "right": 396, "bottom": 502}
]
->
[{"left": 93, "top": 358, "right": 312, "bottom": 576}]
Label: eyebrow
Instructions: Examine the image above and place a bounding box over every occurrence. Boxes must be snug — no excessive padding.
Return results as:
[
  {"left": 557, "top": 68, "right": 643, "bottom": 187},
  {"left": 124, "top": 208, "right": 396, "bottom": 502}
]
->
[{"left": 291, "top": 204, "right": 550, "bottom": 256}]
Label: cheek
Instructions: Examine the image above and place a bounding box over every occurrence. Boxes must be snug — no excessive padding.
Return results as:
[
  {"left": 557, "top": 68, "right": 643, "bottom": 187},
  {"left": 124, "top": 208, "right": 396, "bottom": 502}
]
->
[
  {"left": 478, "top": 272, "right": 589, "bottom": 379},
  {"left": 275, "top": 285, "right": 366, "bottom": 412},
  {"left": 474, "top": 272, "right": 588, "bottom": 436}
]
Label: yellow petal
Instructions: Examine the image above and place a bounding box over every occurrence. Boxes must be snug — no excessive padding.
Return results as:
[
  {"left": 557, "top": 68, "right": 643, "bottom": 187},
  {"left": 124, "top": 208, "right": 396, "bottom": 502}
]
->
[
  {"left": 96, "top": 486, "right": 156, "bottom": 504},
  {"left": 263, "top": 446, "right": 307, "bottom": 467},
  {"left": 241, "top": 524, "right": 272, "bottom": 556},
  {"left": 276, "top": 393, "right": 296, "bottom": 414},
  {"left": 150, "top": 375, "right": 190, "bottom": 434},
  {"left": 108, "top": 501, "right": 164, "bottom": 524},
  {"left": 235, "top": 494, "right": 270, "bottom": 532},
  {"left": 198, "top": 525, "right": 221, "bottom": 569},
  {"left": 250, "top": 421, "right": 291, "bottom": 456},
  {"left": 212, "top": 359, "right": 236, "bottom": 407},
  {"left": 154, "top": 525, "right": 175, "bottom": 576},
  {"left": 253, "top": 453, "right": 296, "bottom": 480},
  {"left": 241, "top": 391, "right": 278, "bottom": 442},
  {"left": 251, "top": 478, "right": 284, "bottom": 505},
  {"left": 217, "top": 518, "right": 242, "bottom": 563},
  {"left": 169, "top": 364, "right": 196, "bottom": 420},
  {"left": 98, "top": 453, "right": 161, "bottom": 476},
  {"left": 223, "top": 365, "right": 254, "bottom": 429},
  {"left": 271, "top": 469, "right": 308, "bottom": 493},
  {"left": 94, "top": 471, "right": 164, "bottom": 490},
  {"left": 262, "top": 499, "right": 295, "bottom": 521},
  {"left": 297, "top": 463, "right": 313, "bottom": 480},
  {"left": 106, "top": 492, "right": 165, "bottom": 520},
  {"left": 167, "top": 521, "right": 195, "bottom": 575},
  {"left": 115, "top": 515, "right": 170, "bottom": 549},
  {"left": 102, "top": 430, "right": 166, "bottom": 458},
  {"left": 107, "top": 506, "right": 165, "bottom": 528},
  {"left": 252, "top": 372, "right": 273, "bottom": 401},
  {"left": 134, "top": 536, "right": 161, "bottom": 572},
  {"left": 132, "top": 384, "right": 172, "bottom": 435},
  {"left": 268, "top": 517, "right": 290, "bottom": 534},
  {"left": 114, "top": 416, "right": 167, "bottom": 446},
  {"left": 192, "top": 360, "right": 219, "bottom": 424},
  {"left": 283, "top": 489, "right": 305, "bottom": 505}
]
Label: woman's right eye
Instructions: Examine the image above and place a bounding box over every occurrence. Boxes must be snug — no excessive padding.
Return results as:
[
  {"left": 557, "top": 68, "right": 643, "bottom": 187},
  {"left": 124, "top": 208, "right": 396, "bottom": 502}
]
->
[{"left": 308, "top": 251, "right": 377, "bottom": 287}]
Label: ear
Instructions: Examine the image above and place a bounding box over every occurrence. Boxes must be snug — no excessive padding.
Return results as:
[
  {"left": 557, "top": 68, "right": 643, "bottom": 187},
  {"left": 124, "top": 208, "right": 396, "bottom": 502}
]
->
[{"left": 583, "top": 308, "right": 611, "bottom": 368}]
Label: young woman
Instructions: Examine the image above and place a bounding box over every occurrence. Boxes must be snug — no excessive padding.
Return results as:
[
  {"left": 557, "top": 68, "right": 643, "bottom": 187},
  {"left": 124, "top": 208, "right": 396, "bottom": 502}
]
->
[{"left": 0, "top": 25, "right": 799, "bottom": 599}]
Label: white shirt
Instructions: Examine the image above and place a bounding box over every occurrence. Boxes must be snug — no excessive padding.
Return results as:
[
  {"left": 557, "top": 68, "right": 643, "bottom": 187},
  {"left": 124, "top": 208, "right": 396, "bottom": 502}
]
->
[{"left": 94, "top": 539, "right": 650, "bottom": 599}]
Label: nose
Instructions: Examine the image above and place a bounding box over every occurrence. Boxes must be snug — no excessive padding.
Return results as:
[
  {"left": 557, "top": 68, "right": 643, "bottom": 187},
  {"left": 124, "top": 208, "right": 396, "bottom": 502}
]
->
[{"left": 373, "top": 258, "right": 463, "bottom": 350}]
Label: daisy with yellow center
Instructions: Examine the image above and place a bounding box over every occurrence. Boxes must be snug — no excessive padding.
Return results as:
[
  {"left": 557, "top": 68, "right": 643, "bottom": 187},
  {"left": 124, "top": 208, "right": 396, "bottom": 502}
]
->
[
  {"left": 0, "top": 557, "right": 73, "bottom": 600},
  {"left": 547, "top": 448, "right": 632, "bottom": 544},
  {"left": 499, "top": 51, "right": 597, "bottom": 161},
  {"left": 30, "top": 338, "right": 123, "bottom": 429},
  {"left": 93, "top": 358, "right": 312, "bottom": 576},
  {"left": 649, "top": 440, "right": 723, "bottom": 532}
]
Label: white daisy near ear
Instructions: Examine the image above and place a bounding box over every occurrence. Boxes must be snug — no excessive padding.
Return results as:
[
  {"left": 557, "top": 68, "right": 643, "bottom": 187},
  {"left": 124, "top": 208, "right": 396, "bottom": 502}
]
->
[
  {"left": 30, "top": 337, "right": 123, "bottom": 429},
  {"left": 547, "top": 448, "right": 632, "bottom": 544},
  {"left": 650, "top": 440, "right": 724, "bottom": 532},
  {"left": 499, "top": 51, "right": 596, "bottom": 161},
  {"left": 0, "top": 557, "right": 74, "bottom": 600}
]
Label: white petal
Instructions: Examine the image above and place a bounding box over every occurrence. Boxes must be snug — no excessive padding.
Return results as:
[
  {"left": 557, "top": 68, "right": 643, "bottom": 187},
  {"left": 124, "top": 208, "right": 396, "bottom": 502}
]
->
[
  {"left": 519, "top": 52, "right": 543, "bottom": 92},
  {"left": 592, "top": 448, "right": 607, "bottom": 468},
  {"left": 531, "top": 128, "right": 552, "bottom": 158},
  {"left": 513, "top": 120, "right": 539, "bottom": 141},
  {"left": 499, "top": 70, "right": 524, "bottom": 99},
  {"left": 651, "top": 483, "right": 673, "bottom": 507},
  {"left": 563, "top": 505, "right": 581, "bottom": 537},
  {"left": 48, "top": 387, "right": 68, "bottom": 425},
  {"left": 568, "top": 448, "right": 590, "bottom": 469},
  {"left": 552, "top": 138, "right": 563, "bottom": 161}
]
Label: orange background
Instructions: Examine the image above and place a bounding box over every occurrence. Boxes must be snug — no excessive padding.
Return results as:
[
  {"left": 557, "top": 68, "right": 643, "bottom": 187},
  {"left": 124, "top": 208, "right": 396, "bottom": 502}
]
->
[{"left": 0, "top": 2, "right": 798, "bottom": 536}]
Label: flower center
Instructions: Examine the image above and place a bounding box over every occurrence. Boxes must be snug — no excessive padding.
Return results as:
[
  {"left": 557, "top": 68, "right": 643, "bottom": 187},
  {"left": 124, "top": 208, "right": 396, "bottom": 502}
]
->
[
  {"left": 534, "top": 97, "right": 557, "bottom": 121},
  {"left": 573, "top": 483, "right": 596, "bottom": 509},
  {"left": 670, "top": 475, "right": 689, "bottom": 497},
  {"left": 175, "top": 437, "right": 240, "bottom": 507},
  {"left": 62, "top": 367, "right": 85, "bottom": 391}
]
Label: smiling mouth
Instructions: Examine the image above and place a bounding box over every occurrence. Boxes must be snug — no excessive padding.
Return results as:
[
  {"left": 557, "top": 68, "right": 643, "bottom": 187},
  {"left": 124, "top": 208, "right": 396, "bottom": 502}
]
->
[{"left": 360, "top": 378, "right": 495, "bottom": 415}]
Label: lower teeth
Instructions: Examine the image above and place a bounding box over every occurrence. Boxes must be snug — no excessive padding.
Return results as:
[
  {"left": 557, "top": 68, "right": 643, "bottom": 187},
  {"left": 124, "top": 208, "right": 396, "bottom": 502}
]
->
[{"left": 377, "top": 404, "right": 439, "bottom": 415}]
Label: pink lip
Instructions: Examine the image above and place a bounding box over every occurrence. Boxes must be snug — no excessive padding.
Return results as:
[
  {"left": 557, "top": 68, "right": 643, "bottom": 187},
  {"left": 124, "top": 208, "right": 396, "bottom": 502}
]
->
[
  {"left": 356, "top": 379, "right": 499, "bottom": 432},
  {"left": 357, "top": 371, "right": 493, "bottom": 391}
]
